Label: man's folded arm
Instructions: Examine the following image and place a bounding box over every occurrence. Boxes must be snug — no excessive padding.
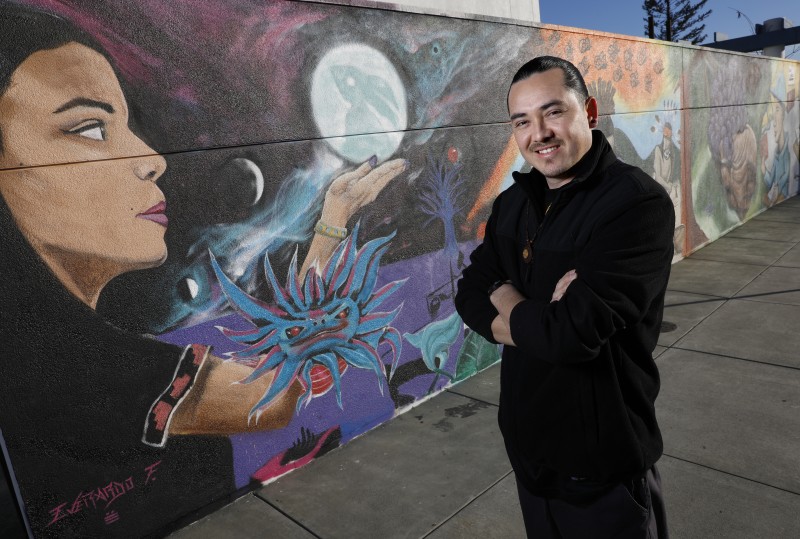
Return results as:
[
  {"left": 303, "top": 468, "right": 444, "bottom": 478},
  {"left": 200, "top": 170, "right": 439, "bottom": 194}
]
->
[
  {"left": 455, "top": 198, "right": 506, "bottom": 343},
  {"left": 508, "top": 193, "right": 674, "bottom": 363}
]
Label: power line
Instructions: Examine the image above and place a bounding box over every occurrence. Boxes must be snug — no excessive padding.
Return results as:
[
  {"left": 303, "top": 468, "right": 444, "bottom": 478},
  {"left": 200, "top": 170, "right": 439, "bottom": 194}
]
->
[{"left": 728, "top": 7, "right": 755, "bottom": 35}]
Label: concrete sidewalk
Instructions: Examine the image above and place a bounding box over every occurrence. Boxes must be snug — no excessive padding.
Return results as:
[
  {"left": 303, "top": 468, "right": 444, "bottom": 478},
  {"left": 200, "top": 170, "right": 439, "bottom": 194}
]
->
[
  {"left": 172, "top": 195, "right": 800, "bottom": 539},
  {"left": 3, "top": 198, "right": 799, "bottom": 538}
]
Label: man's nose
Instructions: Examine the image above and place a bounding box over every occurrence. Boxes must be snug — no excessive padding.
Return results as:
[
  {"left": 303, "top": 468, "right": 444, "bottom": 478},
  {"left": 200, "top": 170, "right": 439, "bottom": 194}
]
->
[{"left": 531, "top": 119, "right": 553, "bottom": 142}]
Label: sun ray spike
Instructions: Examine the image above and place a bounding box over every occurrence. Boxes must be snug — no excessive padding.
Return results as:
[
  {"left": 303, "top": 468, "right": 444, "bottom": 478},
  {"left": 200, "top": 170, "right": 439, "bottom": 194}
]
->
[
  {"left": 323, "top": 233, "right": 350, "bottom": 284},
  {"left": 296, "top": 361, "right": 315, "bottom": 412},
  {"left": 355, "top": 243, "right": 392, "bottom": 304},
  {"left": 363, "top": 278, "right": 407, "bottom": 313},
  {"left": 287, "top": 247, "right": 305, "bottom": 307},
  {"left": 381, "top": 326, "right": 403, "bottom": 380},
  {"left": 262, "top": 251, "right": 297, "bottom": 315},
  {"left": 209, "top": 250, "right": 282, "bottom": 323},
  {"left": 317, "top": 353, "right": 345, "bottom": 409},
  {"left": 333, "top": 222, "right": 361, "bottom": 294},
  {"left": 246, "top": 360, "right": 302, "bottom": 422},
  {"left": 241, "top": 347, "right": 286, "bottom": 383}
]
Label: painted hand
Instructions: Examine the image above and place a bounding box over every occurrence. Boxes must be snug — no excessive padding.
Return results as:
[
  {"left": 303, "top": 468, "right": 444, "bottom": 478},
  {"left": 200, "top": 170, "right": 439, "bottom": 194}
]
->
[
  {"left": 321, "top": 157, "right": 409, "bottom": 227},
  {"left": 551, "top": 269, "right": 577, "bottom": 302},
  {"left": 587, "top": 78, "right": 616, "bottom": 115}
]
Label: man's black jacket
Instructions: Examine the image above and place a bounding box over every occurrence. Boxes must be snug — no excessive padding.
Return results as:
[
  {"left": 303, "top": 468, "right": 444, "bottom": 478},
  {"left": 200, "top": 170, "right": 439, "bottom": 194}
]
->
[{"left": 455, "top": 131, "right": 675, "bottom": 501}]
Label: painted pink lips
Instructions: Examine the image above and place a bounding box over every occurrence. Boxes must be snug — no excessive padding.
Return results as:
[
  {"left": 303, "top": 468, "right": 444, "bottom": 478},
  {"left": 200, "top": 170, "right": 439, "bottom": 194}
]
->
[{"left": 137, "top": 200, "right": 168, "bottom": 227}]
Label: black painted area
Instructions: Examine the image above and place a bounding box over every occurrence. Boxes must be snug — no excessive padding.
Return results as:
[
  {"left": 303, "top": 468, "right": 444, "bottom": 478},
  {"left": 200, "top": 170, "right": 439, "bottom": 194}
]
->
[{"left": 0, "top": 464, "right": 26, "bottom": 539}]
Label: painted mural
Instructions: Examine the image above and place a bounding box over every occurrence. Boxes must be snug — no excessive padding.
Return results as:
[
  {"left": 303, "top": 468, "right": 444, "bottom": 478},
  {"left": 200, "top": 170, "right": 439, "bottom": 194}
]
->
[
  {"left": 685, "top": 50, "right": 800, "bottom": 247},
  {"left": 0, "top": 1, "right": 797, "bottom": 537}
]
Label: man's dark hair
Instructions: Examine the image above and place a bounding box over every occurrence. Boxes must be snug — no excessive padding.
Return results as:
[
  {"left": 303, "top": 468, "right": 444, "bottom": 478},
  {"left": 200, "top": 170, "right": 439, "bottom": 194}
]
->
[
  {"left": 0, "top": 2, "right": 111, "bottom": 154},
  {"left": 508, "top": 56, "right": 589, "bottom": 106}
]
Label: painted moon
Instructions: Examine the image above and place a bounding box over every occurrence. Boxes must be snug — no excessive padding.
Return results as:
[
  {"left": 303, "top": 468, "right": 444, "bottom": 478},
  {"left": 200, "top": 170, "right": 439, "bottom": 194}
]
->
[
  {"left": 212, "top": 158, "right": 266, "bottom": 220},
  {"left": 230, "top": 158, "right": 265, "bottom": 205},
  {"left": 178, "top": 277, "right": 200, "bottom": 301},
  {"left": 310, "top": 44, "right": 407, "bottom": 163}
]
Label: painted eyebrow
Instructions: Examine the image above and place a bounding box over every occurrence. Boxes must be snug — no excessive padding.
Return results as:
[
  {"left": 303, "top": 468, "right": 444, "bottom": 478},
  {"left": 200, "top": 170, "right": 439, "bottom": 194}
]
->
[{"left": 53, "top": 97, "right": 115, "bottom": 114}]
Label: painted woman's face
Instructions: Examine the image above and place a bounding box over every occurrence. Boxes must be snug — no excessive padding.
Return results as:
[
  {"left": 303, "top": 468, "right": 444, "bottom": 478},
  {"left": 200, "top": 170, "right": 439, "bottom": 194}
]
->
[{"left": 0, "top": 43, "right": 168, "bottom": 276}]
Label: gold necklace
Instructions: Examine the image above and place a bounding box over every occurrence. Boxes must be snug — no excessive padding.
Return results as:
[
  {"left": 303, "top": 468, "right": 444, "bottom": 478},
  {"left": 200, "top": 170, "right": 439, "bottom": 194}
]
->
[{"left": 522, "top": 201, "right": 552, "bottom": 264}]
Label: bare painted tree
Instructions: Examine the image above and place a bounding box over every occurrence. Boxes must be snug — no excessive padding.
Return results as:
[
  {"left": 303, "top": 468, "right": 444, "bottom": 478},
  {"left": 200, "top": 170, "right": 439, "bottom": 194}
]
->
[{"left": 643, "top": 0, "right": 711, "bottom": 44}]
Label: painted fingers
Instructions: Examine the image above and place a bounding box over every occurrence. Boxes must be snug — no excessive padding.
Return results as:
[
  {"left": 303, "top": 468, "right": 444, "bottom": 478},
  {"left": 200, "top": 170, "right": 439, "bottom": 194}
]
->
[{"left": 323, "top": 157, "right": 408, "bottom": 225}]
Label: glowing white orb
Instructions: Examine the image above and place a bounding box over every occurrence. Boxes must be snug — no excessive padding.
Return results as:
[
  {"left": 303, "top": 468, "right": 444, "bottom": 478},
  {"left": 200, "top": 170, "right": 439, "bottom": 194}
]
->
[{"left": 310, "top": 44, "right": 407, "bottom": 163}]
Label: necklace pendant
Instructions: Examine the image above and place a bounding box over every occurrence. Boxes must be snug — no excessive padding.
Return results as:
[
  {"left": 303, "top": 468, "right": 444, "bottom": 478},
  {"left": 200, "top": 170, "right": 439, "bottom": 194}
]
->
[{"left": 522, "top": 242, "right": 533, "bottom": 264}]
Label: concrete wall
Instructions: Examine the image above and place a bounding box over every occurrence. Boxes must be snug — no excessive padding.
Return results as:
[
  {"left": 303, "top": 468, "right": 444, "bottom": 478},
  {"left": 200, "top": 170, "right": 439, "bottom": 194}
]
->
[
  {"left": 315, "top": 0, "right": 541, "bottom": 22},
  {"left": 0, "top": 0, "right": 797, "bottom": 536}
]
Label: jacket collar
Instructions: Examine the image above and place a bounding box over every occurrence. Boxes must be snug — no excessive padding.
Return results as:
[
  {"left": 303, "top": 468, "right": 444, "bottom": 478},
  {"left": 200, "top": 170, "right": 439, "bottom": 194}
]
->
[{"left": 511, "top": 130, "right": 618, "bottom": 204}]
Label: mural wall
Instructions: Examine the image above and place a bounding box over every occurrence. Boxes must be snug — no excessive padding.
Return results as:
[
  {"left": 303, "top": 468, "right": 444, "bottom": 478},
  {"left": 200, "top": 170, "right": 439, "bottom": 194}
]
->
[
  {"left": 685, "top": 50, "right": 800, "bottom": 247},
  {"left": 0, "top": 1, "right": 796, "bottom": 536}
]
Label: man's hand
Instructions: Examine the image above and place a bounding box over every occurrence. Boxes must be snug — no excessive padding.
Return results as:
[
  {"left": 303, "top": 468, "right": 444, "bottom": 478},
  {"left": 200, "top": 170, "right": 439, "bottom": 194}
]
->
[
  {"left": 490, "top": 283, "right": 525, "bottom": 318},
  {"left": 551, "top": 269, "right": 577, "bottom": 302},
  {"left": 487, "top": 271, "right": 576, "bottom": 344},
  {"left": 489, "top": 283, "right": 525, "bottom": 346},
  {"left": 491, "top": 315, "right": 515, "bottom": 346}
]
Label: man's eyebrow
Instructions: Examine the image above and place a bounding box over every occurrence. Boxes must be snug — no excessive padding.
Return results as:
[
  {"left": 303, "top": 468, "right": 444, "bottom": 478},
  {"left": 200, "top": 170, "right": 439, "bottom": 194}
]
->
[
  {"left": 53, "top": 98, "right": 115, "bottom": 114},
  {"left": 539, "top": 99, "right": 567, "bottom": 110},
  {"left": 509, "top": 99, "right": 569, "bottom": 121}
]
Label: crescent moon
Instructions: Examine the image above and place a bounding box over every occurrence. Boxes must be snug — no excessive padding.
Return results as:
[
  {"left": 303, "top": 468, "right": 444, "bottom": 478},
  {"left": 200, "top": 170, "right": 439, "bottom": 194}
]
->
[
  {"left": 186, "top": 278, "right": 199, "bottom": 299},
  {"left": 231, "top": 158, "right": 265, "bottom": 205}
]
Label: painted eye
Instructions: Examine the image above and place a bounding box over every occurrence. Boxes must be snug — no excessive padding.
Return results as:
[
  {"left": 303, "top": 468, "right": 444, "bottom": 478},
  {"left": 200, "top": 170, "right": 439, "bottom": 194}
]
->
[
  {"left": 285, "top": 326, "right": 303, "bottom": 338},
  {"left": 66, "top": 120, "right": 107, "bottom": 141},
  {"left": 336, "top": 307, "right": 350, "bottom": 320}
]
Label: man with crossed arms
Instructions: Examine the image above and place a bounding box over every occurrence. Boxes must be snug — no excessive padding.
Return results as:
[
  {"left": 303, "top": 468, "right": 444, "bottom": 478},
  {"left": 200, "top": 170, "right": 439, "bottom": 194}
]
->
[{"left": 455, "top": 56, "right": 673, "bottom": 538}]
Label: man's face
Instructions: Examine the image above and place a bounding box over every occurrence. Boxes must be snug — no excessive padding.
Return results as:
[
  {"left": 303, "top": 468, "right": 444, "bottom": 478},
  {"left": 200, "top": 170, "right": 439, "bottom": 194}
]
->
[{"left": 508, "top": 68, "right": 596, "bottom": 185}]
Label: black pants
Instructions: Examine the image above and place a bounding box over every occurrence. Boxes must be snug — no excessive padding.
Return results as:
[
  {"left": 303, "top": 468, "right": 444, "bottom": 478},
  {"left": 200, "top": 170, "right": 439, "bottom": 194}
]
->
[{"left": 515, "top": 466, "right": 668, "bottom": 539}]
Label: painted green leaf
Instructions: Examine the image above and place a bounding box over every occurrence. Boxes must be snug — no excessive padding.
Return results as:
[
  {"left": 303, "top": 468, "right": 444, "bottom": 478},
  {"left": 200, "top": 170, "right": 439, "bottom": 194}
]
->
[{"left": 454, "top": 329, "right": 500, "bottom": 382}]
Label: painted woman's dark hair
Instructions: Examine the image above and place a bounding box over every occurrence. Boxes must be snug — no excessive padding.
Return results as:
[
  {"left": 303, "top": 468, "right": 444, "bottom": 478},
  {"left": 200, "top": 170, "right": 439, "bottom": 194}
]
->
[{"left": 0, "top": 2, "right": 110, "bottom": 152}]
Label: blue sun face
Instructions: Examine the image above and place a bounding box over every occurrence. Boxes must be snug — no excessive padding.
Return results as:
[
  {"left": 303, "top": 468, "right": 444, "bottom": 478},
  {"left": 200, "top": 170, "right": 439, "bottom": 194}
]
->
[
  {"left": 210, "top": 223, "right": 406, "bottom": 421},
  {"left": 277, "top": 297, "right": 359, "bottom": 358}
]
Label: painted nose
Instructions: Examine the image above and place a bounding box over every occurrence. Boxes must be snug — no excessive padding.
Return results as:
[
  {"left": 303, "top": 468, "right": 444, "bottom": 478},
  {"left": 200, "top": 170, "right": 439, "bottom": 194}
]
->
[{"left": 134, "top": 153, "right": 167, "bottom": 182}]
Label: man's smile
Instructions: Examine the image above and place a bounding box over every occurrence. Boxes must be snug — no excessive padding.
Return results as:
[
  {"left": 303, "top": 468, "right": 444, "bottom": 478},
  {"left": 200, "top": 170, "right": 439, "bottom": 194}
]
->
[{"left": 535, "top": 146, "right": 559, "bottom": 155}]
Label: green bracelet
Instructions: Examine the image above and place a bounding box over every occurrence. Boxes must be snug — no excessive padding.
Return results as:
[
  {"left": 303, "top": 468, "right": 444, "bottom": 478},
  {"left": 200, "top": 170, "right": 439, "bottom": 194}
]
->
[{"left": 314, "top": 220, "right": 348, "bottom": 239}]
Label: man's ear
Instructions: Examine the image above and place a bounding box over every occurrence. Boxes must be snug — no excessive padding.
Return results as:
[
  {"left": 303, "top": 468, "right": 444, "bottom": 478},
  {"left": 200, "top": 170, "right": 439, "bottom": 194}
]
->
[{"left": 585, "top": 96, "right": 599, "bottom": 128}]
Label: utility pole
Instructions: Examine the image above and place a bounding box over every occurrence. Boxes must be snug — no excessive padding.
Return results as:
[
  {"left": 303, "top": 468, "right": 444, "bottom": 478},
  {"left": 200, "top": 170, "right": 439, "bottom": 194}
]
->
[
  {"left": 761, "top": 18, "right": 791, "bottom": 57},
  {"left": 665, "top": 1, "right": 672, "bottom": 41}
]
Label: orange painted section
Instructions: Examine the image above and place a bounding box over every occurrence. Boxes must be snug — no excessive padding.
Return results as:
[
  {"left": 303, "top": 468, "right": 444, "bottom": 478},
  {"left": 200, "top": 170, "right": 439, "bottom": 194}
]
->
[{"left": 466, "top": 135, "right": 519, "bottom": 227}]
